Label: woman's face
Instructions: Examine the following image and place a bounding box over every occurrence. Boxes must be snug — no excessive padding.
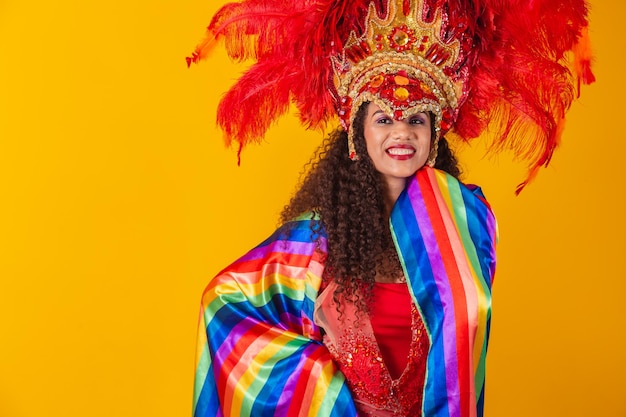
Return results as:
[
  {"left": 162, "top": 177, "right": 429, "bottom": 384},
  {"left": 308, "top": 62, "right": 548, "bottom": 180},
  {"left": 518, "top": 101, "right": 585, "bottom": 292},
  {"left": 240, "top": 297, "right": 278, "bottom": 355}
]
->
[{"left": 363, "top": 103, "right": 432, "bottom": 190}]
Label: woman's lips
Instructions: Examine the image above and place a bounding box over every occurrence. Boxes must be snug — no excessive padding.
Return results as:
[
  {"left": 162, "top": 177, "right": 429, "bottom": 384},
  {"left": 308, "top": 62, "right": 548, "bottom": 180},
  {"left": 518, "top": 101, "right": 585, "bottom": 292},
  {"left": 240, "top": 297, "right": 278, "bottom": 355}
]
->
[{"left": 386, "top": 145, "right": 416, "bottom": 160}]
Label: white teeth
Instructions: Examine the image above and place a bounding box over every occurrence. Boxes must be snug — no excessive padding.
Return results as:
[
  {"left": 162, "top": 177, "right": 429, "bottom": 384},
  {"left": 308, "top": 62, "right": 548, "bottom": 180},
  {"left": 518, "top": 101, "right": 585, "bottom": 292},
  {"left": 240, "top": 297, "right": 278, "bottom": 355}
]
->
[{"left": 387, "top": 148, "right": 415, "bottom": 155}]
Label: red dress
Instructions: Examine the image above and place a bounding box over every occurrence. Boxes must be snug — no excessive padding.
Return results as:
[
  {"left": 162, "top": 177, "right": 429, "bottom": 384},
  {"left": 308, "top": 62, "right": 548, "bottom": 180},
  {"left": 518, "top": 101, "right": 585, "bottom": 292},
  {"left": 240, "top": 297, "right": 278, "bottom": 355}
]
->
[{"left": 314, "top": 281, "right": 430, "bottom": 416}]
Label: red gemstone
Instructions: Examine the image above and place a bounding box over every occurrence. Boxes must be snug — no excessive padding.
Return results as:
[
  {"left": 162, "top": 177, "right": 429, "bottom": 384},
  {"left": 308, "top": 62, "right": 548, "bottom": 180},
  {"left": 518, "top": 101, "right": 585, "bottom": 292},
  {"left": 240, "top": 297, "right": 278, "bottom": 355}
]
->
[{"left": 403, "top": 0, "right": 410, "bottom": 16}]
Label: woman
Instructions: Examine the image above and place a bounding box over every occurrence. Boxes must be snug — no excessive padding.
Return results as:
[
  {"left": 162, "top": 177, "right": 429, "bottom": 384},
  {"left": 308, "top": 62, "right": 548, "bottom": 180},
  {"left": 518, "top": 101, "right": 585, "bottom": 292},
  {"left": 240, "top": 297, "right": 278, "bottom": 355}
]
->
[
  {"left": 193, "top": 102, "right": 496, "bottom": 417},
  {"left": 281, "top": 101, "right": 495, "bottom": 416},
  {"left": 189, "top": 0, "right": 593, "bottom": 415}
]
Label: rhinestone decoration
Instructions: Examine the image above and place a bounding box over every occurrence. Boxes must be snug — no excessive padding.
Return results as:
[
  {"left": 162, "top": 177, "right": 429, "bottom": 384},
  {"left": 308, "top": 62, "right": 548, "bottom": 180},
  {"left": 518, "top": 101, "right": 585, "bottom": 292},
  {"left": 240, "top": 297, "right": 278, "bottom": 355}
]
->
[
  {"left": 323, "top": 302, "right": 429, "bottom": 416},
  {"left": 332, "top": 0, "right": 473, "bottom": 159}
]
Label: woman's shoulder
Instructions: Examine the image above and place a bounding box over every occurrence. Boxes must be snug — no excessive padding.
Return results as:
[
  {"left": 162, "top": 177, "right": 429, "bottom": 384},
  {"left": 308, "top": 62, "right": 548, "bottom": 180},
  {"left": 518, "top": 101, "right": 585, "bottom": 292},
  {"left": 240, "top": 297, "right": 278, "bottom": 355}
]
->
[
  {"left": 275, "top": 211, "right": 323, "bottom": 239},
  {"left": 238, "top": 212, "right": 327, "bottom": 263}
]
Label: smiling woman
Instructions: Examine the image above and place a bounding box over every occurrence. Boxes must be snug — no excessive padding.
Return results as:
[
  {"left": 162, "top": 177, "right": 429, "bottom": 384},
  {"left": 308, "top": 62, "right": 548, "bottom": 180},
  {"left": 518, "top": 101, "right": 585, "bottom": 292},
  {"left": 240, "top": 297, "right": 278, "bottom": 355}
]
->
[
  {"left": 1, "top": 0, "right": 624, "bottom": 416},
  {"left": 186, "top": 0, "right": 593, "bottom": 415},
  {"left": 271, "top": 101, "right": 486, "bottom": 415},
  {"left": 363, "top": 103, "right": 434, "bottom": 207}
]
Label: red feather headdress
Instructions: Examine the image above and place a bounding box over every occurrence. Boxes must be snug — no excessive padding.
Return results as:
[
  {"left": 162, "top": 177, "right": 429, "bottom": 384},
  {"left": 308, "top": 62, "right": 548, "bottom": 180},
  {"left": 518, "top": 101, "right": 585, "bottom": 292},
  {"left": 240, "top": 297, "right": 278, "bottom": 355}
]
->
[{"left": 188, "top": 0, "right": 594, "bottom": 192}]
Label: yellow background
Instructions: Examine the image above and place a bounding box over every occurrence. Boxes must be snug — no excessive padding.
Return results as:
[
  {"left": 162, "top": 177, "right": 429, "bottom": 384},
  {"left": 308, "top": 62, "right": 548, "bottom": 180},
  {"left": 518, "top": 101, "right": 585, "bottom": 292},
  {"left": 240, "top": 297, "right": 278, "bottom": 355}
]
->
[{"left": 0, "top": 0, "right": 624, "bottom": 416}]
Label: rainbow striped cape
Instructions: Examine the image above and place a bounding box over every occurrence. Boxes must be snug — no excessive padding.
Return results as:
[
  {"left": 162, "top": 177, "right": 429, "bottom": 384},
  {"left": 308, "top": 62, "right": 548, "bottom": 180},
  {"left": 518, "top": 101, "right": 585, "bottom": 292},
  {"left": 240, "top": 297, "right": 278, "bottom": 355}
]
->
[{"left": 193, "top": 167, "right": 497, "bottom": 417}]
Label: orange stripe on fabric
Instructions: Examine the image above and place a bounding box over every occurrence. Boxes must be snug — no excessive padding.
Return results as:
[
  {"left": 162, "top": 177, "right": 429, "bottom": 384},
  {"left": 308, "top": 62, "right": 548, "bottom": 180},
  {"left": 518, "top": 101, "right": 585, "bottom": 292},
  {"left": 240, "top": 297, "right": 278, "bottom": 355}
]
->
[
  {"left": 433, "top": 171, "right": 489, "bottom": 388},
  {"left": 201, "top": 267, "right": 310, "bottom": 308},
  {"left": 419, "top": 170, "right": 471, "bottom": 417},
  {"left": 432, "top": 172, "right": 479, "bottom": 346},
  {"left": 307, "top": 360, "right": 341, "bottom": 417},
  {"left": 220, "top": 325, "right": 302, "bottom": 416},
  {"left": 217, "top": 325, "right": 266, "bottom": 416},
  {"left": 241, "top": 331, "right": 308, "bottom": 416},
  {"left": 432, "top": 171, "right": 479, "bottom": 417},
  {"left": 284, "top": 347, "right": 328, "bottom": 417},
  {"left": 232, "top": 252, "right": 315, "bottom": 273}
]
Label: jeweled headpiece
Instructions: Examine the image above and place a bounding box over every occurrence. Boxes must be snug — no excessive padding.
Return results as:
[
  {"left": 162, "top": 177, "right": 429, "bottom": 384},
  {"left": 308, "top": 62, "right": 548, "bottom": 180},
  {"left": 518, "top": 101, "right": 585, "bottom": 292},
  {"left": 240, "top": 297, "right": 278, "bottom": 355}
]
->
[
  {"left": 188, "top": 0, "right": 594, "bottom": 191},
  {"left": 332, "top": 0, "right": 474, "bottom": 163}
]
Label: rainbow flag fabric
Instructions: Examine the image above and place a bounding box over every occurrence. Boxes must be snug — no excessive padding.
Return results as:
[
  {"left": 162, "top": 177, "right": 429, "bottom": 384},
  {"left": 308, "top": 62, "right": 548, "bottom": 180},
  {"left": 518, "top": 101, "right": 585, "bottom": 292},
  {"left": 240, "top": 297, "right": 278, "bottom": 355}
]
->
[
  {"left": 193, "top": 167, "right": 497, "bottom": 417},
  {"left": 391, "top": 168, "right": 497, "bottom": 417}
]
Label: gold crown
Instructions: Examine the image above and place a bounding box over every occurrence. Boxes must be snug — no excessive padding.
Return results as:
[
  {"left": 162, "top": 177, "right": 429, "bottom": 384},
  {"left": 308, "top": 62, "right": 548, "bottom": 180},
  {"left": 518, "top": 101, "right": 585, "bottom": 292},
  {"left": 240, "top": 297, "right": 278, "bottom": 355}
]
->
[{"left": 332, "top": 0, "right": 471, "bottom": 161}]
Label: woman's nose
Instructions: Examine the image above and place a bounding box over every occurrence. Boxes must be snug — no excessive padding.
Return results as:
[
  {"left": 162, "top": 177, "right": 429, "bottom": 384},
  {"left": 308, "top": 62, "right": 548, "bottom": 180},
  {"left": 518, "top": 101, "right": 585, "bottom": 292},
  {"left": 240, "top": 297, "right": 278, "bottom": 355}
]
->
[{"left": 391, "top": 119, "right": 411, "bottom": 138}]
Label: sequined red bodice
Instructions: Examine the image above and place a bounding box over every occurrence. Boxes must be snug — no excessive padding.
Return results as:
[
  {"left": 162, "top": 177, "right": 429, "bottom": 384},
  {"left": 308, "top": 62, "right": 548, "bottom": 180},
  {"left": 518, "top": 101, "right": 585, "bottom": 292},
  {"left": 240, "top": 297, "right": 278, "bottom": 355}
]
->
[{"left": 314, "top": 282, "right": 430, "bottom": 417}]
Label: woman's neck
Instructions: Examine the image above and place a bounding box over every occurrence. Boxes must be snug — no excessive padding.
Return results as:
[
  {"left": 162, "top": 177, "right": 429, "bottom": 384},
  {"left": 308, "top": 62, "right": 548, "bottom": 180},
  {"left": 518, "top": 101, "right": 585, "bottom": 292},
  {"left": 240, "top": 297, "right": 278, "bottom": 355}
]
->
[{"left": 382, "top": 177, "right": 408, "bottom": 216}]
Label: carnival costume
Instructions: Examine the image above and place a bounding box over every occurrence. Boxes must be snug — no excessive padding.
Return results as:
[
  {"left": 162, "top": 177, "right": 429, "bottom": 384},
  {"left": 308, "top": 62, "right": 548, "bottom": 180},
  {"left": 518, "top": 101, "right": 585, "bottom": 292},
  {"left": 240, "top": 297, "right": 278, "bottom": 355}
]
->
[
  {"left": 194, "top": 168, "right": 496, "bottom": 416},
  {"left": 188, "top": 0, "right": 594, "bottom": 415}
]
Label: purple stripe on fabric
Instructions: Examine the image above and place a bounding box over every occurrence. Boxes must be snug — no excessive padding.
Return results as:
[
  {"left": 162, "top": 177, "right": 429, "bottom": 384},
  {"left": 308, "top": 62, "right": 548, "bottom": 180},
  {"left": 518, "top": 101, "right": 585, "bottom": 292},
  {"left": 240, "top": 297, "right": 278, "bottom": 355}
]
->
[
  {"left": 213, "top": 318, "right": 259, "bottom": 369},
  {"left": 276, "top": 342, "right": 323, "bottom": 406},
  {"left": 407, "top": 176, "right": 461, "bottom": 417},
  {"left": 238, "top": 239, "right": 319, "bottom": 262},
  {"left": 279, "top": 311, "right": 305, "bottom": 332},
  {"left": 486, "top": 213, "right": 497, "bottom": 282}
]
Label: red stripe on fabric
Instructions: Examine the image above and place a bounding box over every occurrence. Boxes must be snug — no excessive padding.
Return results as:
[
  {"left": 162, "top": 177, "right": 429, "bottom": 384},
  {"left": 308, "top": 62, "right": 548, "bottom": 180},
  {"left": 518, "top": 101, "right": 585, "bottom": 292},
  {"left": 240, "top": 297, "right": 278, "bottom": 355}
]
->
[
  {"left": 418, "top": 171, "right": 471, "bottom": 417},
  {"left": 217, "top": 322, "right": 272, "bottom": 416},
  {"left": 202, "top": 254, "right": 312, "bottom": 297},
  {"left": 232, "top": 252, "right": 313, "bottom": 273},
  {"left": 285, "top": 346, "right": 327, "bottom": 417}
]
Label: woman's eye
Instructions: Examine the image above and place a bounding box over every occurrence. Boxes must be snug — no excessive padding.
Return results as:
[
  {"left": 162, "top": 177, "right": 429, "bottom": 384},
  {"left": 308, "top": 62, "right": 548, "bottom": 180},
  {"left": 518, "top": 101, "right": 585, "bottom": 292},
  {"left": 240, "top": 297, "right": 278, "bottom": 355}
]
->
[
  {"left": 409, "top": 117, "right": 425, "bottom": 125},
  {"left": 376, "top": 116, "right": 392, "bottom": 124}
]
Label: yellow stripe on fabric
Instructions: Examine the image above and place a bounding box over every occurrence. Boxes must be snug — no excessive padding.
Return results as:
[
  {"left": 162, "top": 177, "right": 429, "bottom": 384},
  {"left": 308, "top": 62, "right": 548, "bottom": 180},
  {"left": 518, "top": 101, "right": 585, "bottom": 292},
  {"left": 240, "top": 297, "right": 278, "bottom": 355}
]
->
[
  {"left": 435, "top": 172, "right": 492, "bottom": 385},
  {"left": 195, "top": 310, "right": 209, "bottom": 371},
  {"left": 433, "top": 171, "right": 480, "bottom": 328},
  {"left": 430, "top": 170, "right": 480, "bottom": 406},
  {"left": 306, "top": 360, "right": 344, "bottom": 417},
  {"left": 304, "top": 258, "right": 324, "bottom": 299},
  {"left": 228, "top": 330, "right": 305, "bottom": 416},
  {"left": 203, "top": 270, "right": 311, "bottom": 314},
  {"left": 193, "top": 311, "right": 210, "bottom": 414},
  {"left": 434, "top": 171, "right": 490, "bottom": 402},
  {"left": 434, "top": 170, "right": 455, "bottom": 221},
  {"left": 304, "top": 268, "right": 323, "bottom": 302}
]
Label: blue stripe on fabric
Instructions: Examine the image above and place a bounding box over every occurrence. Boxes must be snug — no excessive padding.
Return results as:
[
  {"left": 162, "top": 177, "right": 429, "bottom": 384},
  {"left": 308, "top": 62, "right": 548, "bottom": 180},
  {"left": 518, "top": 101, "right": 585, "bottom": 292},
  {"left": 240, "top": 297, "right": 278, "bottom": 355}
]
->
[
  {"left": 329, "top": 383, "right": 358, "bottom": 416},
  {"left": 210, "top": 302, "right": 271, "bottom": 346},
  {"left": 391, "top": 184, "right": 450, "bottom": 417},
  {"left": 208, "top": 296, "right": 297, "bottom": 352},
  {"left": 476, "top": 382, "right": 485, "bottom": 417},
  {"left": 458, "top": 183, "right": 495, "bottom": 416},
  {"left": 211, "top": 287, "right": 308, "bottom": 335},
  {"left": 264, "top": 220, "right": 320, "bottom": 245},
  {"left": 250, "top": 343, "right": 308, "bottom": 415},
  {"left": 460, "top": 186, "right": 494, "bottom": 290},
  {"left": 194, "top": 362, "right": 222, "bottom": 417}
]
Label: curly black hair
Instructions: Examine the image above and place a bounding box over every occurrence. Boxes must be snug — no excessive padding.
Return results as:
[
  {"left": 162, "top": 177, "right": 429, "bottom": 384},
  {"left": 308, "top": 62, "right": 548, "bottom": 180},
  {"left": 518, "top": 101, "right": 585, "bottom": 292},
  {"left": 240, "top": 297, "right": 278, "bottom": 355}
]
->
[{"left": 280, "top": 103, "right": 461, "bottom": 311}]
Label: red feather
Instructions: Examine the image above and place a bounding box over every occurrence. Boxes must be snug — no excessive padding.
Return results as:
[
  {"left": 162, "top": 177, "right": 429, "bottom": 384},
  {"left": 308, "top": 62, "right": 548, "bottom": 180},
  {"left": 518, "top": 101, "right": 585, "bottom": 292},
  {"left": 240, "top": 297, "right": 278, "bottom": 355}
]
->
[{"left": 189, "top": 0, "right": 595, "bottom": 190}]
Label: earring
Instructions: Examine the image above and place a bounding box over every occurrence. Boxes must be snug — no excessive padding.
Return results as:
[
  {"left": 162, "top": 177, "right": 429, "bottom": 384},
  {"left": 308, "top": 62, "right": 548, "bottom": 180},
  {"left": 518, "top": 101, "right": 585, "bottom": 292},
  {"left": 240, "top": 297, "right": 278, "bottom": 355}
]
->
[
  {"left": 348, "top": 134, "right": 359, "bottom": 161},
  {"left": 426, "top": 137, "right": 439, "bottom": 167}
]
